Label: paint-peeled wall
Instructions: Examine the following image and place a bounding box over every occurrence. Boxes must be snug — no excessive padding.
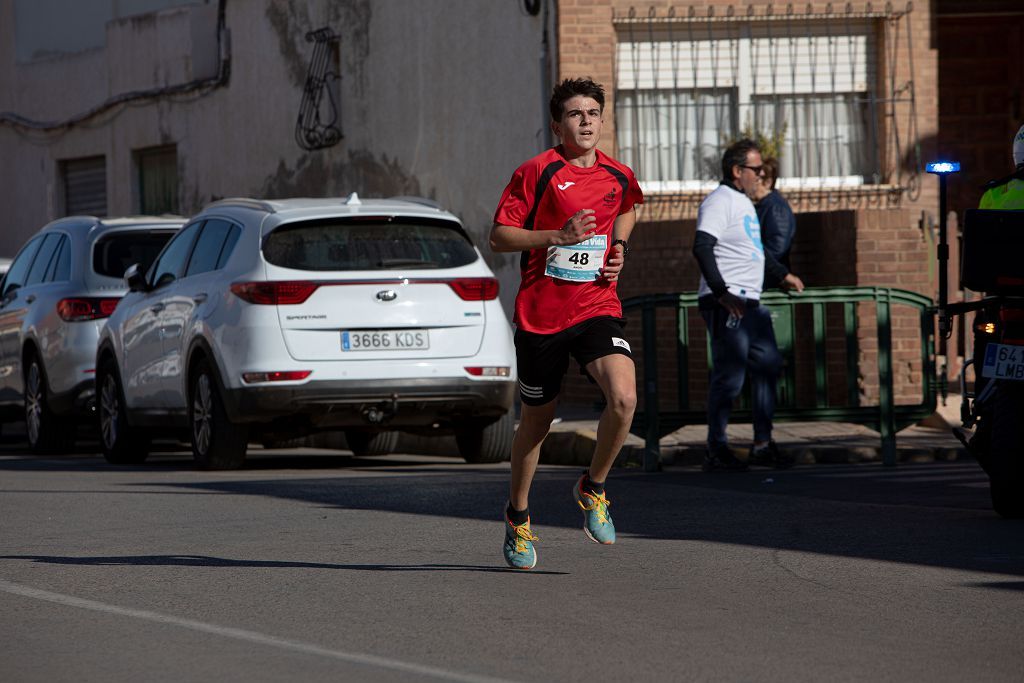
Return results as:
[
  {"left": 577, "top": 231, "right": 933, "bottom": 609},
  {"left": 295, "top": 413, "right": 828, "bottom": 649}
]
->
[{"left": 0, "top": 0, "right": 555, "bottom": 314}]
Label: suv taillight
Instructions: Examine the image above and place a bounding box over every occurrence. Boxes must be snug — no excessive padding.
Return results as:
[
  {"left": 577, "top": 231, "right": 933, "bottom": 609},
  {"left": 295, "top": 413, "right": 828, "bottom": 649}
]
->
[
  {"left": 465, "top": 366, "right": 510, "bottom": 377},
  {"left": 447, "top": 278, "right": 499, "bottom": 301},
  {"left": 230, "top": 281, "right": 319, "bottom": 305},
  {"left": 57, "top": 297, "right": 121, "bottom": 321}
]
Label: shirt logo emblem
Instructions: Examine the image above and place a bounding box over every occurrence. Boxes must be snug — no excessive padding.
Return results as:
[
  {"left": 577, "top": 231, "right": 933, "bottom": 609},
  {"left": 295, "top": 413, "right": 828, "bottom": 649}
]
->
[
  {"left": 602, "top": 188, "right": 618, "bottom": 207},
  {"left": 557, "top": 181, "right": 575, "bottom": 191},
  {"left": 743, "top": 214, "right": 764, "bottom": 260}
]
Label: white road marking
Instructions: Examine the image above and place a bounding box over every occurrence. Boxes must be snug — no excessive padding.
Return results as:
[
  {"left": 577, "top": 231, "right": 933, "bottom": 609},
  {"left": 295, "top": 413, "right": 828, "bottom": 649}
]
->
[{"left": 0, "top": 579, "right": 516, "bottom": 683}]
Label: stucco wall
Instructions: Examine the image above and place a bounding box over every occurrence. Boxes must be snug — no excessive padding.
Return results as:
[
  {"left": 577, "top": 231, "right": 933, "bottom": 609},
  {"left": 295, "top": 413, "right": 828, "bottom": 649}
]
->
[{"left": 0, "top": 0, "right": 553, "bottom": 313}]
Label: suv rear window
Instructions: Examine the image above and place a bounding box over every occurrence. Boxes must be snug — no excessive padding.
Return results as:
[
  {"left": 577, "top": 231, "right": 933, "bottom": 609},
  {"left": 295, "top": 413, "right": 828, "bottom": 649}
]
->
[
  {"left": 263, "top": 218, "right": 478, "bottom": 271},
  {"left": 93, "top": 231, "right": 176, "bottom": 279}
]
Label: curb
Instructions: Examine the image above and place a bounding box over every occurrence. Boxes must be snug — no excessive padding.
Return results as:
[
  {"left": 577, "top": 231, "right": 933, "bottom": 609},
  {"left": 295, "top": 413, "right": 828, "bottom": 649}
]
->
[{"left": 542, "top": 425, "right": 970, "bottom": 469}]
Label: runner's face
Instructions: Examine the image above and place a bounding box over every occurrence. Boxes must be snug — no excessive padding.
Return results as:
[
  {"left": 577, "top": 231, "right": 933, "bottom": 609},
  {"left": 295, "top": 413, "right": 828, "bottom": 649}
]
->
[{"left": 552, "top": 95, "right": 603, "bottom": 155}]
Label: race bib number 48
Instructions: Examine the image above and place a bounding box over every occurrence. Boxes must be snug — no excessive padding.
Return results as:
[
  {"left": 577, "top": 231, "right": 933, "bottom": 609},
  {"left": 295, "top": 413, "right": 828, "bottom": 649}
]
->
[{"left": 545, "top": 234, "right": 607, "bottom": 282}]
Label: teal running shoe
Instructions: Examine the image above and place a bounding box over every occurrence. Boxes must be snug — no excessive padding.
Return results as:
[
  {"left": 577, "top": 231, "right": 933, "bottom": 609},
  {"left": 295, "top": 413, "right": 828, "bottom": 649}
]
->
[
  {"left": 574, "top": 475, "right": 616, "bottom": 545},
  {"left": 503, "top": 513, "right": 538, "bottom": 570}
]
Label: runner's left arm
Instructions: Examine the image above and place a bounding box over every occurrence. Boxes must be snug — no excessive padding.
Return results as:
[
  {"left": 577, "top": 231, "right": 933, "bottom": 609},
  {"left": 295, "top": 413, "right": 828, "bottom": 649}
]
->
[
  {"left": 600, "top": 207, "right": 636, "bottom": 282},
  {"left": 612, "top": 206, "right": 636, "bottom": 245}
]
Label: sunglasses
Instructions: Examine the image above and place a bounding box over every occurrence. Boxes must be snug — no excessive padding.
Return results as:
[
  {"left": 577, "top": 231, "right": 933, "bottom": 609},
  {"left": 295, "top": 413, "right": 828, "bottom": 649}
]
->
[{"left": 740, "top": 164, "right": 766, "bottom": 175}]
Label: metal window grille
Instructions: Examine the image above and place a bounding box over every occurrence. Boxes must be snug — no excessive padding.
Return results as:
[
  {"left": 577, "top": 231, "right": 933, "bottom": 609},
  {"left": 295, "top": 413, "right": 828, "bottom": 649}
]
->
[
  {"left": 61, "top": 156, "right": 107, "bottom": 217},
  {"left": 614, "top": 4, "right": 920, "bottom": 205}
]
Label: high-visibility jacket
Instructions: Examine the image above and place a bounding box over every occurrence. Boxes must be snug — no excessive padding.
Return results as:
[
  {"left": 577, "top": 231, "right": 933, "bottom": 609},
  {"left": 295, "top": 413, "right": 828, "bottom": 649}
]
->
[{"left": 979, "top": 174, "right": 1024, "bottom": 210}]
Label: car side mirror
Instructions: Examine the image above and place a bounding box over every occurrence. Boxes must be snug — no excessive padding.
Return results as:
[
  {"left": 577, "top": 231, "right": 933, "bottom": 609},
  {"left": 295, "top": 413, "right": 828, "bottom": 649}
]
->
[
  {"left": 124, "top": 263, "right": 149, "bottom": 293},
  {"left": 1, "top": 281, "right": 19, "bottom": 303}
]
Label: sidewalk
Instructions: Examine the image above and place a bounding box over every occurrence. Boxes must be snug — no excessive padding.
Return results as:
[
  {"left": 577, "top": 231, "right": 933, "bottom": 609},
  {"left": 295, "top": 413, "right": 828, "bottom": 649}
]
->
[{"left": 540, "top": 419, "right": 969, "bottom": 468}]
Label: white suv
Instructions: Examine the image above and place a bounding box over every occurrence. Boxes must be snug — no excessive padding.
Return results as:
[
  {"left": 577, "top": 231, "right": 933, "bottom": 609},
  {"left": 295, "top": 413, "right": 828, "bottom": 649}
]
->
[{"left": 96, "top": 195, "right": 517, "bottom": 469}]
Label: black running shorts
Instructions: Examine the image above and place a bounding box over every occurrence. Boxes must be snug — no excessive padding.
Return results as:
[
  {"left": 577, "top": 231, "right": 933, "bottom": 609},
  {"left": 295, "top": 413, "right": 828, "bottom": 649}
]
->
[{"left": 515, "top": 316, "right": 633, "bottom": 406}]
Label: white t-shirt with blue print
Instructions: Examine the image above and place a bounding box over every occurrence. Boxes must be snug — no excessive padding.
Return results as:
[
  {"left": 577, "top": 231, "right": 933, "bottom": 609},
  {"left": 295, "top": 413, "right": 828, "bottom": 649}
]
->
[{"left": 696, "top": 183, "right": 765, "bottom": 300}]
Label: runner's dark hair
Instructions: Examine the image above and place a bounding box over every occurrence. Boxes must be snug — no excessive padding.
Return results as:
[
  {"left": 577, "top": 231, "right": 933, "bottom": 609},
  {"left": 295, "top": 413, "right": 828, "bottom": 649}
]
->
[
  {"left": 549, "top": 78, "right": 605, "bottom": 121},
  {"left": 721, "top": 138, "right": 761, "bottom": 182}
]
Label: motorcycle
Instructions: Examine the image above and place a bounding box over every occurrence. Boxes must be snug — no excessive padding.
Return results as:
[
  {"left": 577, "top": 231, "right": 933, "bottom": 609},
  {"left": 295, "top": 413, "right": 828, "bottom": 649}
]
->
[{"left": 948, "top": 208, "right": 1024, "bottom": 518}]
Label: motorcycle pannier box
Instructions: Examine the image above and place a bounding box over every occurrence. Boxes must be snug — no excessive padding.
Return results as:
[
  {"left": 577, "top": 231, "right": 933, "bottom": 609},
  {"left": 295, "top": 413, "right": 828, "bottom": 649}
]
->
[{"left": 961, "top": 209, "right": 1024, "bottom": 294}]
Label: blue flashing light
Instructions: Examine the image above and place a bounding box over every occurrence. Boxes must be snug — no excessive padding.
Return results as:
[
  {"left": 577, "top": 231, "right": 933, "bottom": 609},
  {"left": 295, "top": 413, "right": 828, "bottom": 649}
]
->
[{"left": 926, "top": 161, "right": 961, "bottom": 174}]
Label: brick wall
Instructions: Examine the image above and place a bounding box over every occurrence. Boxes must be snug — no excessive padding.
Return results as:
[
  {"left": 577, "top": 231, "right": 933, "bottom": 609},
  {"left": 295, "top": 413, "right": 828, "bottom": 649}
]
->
[
  {"left": 557, "top": 0, "right": 939, "bottom": 210},
  {"left": 554, "top": 1, "right": 941, "bottom": 417},
  {"left": 937, "top": 14, "right": 1024, "bottom": 225}
]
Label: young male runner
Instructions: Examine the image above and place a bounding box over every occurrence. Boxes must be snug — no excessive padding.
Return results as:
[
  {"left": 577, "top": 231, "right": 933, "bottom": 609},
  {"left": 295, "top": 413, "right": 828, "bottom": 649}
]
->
[{"left": 490, "top": 78, "right": 643, "bottom": 569}]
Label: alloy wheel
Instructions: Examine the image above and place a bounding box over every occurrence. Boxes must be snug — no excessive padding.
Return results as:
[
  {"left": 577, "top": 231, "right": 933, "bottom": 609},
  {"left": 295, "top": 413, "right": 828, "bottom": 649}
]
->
[
  {"left": 25, "top": 362, "right": 42, "bottom": 446},
  {"left": 192, "top": 373, "right": 213, "bottom": 455},
  {"left": 100, "top": 375, "right": 120, "bottom": 449}
]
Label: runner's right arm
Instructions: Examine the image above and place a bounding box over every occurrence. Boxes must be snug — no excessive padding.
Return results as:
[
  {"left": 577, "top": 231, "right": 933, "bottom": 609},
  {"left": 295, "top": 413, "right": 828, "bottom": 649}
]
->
[{"left": 489, "top": 209, "right": 597, "bottom": 252}]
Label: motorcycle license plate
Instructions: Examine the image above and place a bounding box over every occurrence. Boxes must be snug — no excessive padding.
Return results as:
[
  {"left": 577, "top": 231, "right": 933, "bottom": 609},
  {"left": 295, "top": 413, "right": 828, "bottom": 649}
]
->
[
  {"left": 981, "top": 343, "right": 1024, "bottom": 380},
  {"left": 341, "top": 329, "right": 429, "bottom": 351}
]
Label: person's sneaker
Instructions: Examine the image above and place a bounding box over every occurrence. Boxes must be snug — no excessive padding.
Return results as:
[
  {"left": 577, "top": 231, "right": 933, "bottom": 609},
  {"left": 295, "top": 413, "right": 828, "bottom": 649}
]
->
[
  {"left": 503, "top": 514, "right": 538, "bottom": 570},
  {"left": 749, "top": 440, "right": 794, "bottom": 469},
  {"left": 702, "top": 443, "right": 749, "bottom": 472},
  {"left": 573, "top": 475, "right": 616, "bottom": 544}
]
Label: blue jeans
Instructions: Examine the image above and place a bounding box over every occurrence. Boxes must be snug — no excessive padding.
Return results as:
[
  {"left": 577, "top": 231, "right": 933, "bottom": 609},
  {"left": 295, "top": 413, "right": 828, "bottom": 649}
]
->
[{"left": 700, "top": 301, "right": 782, "bottom": 448}]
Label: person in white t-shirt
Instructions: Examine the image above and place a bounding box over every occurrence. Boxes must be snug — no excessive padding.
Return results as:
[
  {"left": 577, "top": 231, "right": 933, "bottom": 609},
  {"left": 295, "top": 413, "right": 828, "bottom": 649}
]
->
[{"left": 692, "top": 139, "right": 804, "bottom": 470}]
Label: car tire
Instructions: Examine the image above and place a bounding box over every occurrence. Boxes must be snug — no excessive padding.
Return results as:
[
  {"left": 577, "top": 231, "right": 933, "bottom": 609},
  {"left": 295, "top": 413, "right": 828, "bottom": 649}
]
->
[
  {"left": 345, "top": 429, "right": 398, "bottom": 457},
  {"left": 456, "top": 410, "right": 513, "bottom": 464},
  {"left": 97, "top": 360, "right": 150, "bottom": 465},
  {"left": 989, "top": 382, "right": 1024, "bottom": 519},
  {"left": 24, "top": 354, "right": 76, "bottom": 455},
  {"left": 190, "top": 359, "right": 248, "bottom": 470}
]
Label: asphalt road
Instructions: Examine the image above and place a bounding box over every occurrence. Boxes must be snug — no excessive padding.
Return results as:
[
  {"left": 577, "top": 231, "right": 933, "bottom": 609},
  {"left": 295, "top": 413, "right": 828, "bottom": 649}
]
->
[{"left": 1, "top": 440, "right": 1022, "bottom": 682}]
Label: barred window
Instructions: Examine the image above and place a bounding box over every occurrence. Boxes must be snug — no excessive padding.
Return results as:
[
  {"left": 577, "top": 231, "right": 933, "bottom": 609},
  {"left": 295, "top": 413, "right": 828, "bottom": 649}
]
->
[{"left": 613, "top": 9, "right": 909, "bottom": 194}]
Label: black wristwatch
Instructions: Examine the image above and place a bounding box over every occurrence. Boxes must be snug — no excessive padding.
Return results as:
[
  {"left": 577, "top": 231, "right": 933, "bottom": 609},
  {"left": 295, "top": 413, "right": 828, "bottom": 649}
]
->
[{"left": 612, "top": 238, "right": 629, "bottom": 255}]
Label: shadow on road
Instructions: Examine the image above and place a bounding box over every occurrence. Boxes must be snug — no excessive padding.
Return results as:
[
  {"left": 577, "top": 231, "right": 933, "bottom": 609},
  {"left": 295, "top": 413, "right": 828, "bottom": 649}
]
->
[
  {"left": 964, "top": 581, "right": 1024, "bottom": 591},
  {"left": 0, "top": 450, "right": 462, "bottom": 473},
  {"left": 3, "top": 439, "right": 1023, "bottom": 584},
  {"left": 113, "top": 465, "right": 1024, "bottom": 583},
  {"left": 0, "top": 554, "right": 567, "bottom": 575}
]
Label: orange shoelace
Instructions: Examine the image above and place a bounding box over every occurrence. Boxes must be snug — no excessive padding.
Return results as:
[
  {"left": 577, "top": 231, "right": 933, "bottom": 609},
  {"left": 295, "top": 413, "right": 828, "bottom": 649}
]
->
[
  {"left": 577, "top": 489, "right": 611, "bottom": 525},
  {"left": 510, "top": 521, "right": 538, "bottom": 553}
]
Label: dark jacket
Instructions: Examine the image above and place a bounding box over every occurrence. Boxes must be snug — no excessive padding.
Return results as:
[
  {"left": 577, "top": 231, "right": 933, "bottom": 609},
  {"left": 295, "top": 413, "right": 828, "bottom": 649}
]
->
[{"left": 756, "top": 189, "right": 796, "bottom": 289}]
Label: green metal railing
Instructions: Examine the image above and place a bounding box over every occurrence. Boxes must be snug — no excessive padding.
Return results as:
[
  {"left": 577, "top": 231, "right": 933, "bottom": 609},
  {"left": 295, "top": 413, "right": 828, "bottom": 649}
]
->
[{"left": 623, "top": 286, "right": 938, "bottom": 471}]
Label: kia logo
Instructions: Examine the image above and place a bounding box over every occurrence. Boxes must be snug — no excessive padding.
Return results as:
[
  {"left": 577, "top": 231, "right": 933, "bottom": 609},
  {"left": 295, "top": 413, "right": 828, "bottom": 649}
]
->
[{"left": 375, "top": 290, "right": 398, "bottom": 302}]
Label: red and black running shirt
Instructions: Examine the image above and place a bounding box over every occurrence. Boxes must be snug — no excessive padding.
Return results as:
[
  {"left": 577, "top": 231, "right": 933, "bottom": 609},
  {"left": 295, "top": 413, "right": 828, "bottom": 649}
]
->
[{"left": 494, "top": 146, "right": 643, "bottom": 334}]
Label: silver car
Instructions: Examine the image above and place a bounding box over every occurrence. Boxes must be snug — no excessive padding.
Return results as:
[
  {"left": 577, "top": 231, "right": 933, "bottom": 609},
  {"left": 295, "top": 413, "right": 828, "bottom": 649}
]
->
[{"left": 0, "top": 216, "right": 182, "bottom": 453}]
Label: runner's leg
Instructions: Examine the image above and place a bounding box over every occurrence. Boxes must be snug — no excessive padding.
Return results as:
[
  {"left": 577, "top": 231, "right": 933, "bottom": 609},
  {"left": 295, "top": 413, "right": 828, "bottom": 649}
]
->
[
  {"left": 509, "top": 399, "right": 558, "bottom": 511},
  {"left": 510, "top": 325, "right": 568, "bottom": 511},
  {"left": 584, "top": 353, "right": 637, "bottom": 483}
]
